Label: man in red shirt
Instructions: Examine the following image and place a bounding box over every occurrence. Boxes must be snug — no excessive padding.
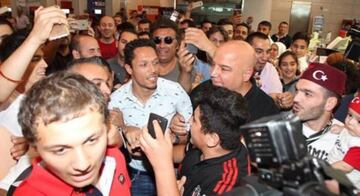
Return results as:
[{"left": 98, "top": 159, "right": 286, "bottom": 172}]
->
[
  {"left": 98, "top": 16, "right": 117, "bottom": 59},
  {"left": 14, "top": 72, "right": 131, "bottom": 195}
]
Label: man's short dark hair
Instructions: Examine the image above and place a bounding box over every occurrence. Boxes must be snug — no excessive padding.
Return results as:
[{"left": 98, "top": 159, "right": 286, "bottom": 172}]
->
[
  {"left": 246, "top": 32, "right": 268, "bottom": 45},
  {"left": 201, "top": 19, "right": 212, "bottom": 27},
  {"left": 67, "top": 56, "right": 112, "bottom": 73},
  {"left": 196, "top": 87, "right": 249, "bottom": 150},
  {"left": 117, "top": 22, "right": 136, "bottom": 33},
  {"left": 180, "top": 19, "right": 196, "bottom": 28},
  {"left": 236, "top": 23, "right": 250, "bottom": 33},
  {"left": 124, "top": 39, "right": 156, "bottom": 66},
  {"left": 119, "top": 28, "right": 138, "bottom": 39},
  {"left": 258, "top": 20, "right": 272, "bottom": 29},
  {"left": 320, "top": 87, "right": 341, "bottom": 111},
  {"left": 150, "top": 17, "right": 180, "bottom": 41},
  {"left": 138, "top": 31, "right": 150, "bottom": 38},
  {"left": 217, "top": 18, "right": 233, "bottom": 26},
  {"left": 292, "top": 32, "right": 310, "bottom": 46},
  {"left": 0, "top": 31, "right": 28, "bottom": 62},
  {"left": 279, "top": 21, "right": 288, "bottom": 26},
  {"left": 206, "top": 26, "right": 229, "bottom": 42},
  {"left": 18, "top": 71, "right": 108, "bottom": 144},
  {"left": 70, "top": 34, "right": 93, "bottom": 51},
  {"left": 138, "top": 18, "right": 151, "bottom": 25}
]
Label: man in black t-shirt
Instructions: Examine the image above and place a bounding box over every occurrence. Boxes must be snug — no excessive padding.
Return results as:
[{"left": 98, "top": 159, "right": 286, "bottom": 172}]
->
[
  {"left": 180, "top": 87, "right": 250, "bottom": 196},
  {"left": 190, "top": 40, "right": 279, "bottom": 122}
]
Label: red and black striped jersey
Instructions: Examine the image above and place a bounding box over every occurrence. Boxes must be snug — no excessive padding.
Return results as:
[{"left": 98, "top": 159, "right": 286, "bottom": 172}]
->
[{"left": 179, "top": 144, "right": 250, "bottom": 196}]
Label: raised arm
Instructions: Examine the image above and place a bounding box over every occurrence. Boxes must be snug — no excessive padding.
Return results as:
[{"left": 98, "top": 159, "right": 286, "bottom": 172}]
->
[
  {"left": 139, "top": 121, "right": 181, "bottom": 196},
  {"left": 0, "top": 6, "right": 67, "bottom": 101}
]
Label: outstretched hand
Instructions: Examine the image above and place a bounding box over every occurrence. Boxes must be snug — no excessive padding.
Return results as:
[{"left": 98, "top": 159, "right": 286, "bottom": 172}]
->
[
  {"left": 184, "top": 28, "right": 216, "bottom": 57},
  {"left": 139, "top": 120, "right": 173, "bottom": 170}
]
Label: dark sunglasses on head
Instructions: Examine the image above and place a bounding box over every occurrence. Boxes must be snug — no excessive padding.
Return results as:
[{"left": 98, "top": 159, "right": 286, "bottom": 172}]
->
[{"left": 153, "top": 36, "right": 174, "bottom": 45}]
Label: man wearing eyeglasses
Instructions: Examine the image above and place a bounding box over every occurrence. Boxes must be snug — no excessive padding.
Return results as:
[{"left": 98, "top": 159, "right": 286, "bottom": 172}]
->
[{"left": 150, "top": 17, "right": 194, "bottom": 93}]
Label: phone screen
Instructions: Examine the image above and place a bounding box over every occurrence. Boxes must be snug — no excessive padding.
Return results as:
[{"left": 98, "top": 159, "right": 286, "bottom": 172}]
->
[
  {"left": 170, "top": 11, "right": 179, "bottom": 22},
  {"left": 186, "top": 43, "right": 198, "bottom": 54}
]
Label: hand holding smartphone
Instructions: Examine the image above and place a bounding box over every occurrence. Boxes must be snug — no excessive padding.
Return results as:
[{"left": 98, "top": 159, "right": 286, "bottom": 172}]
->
[{"left": 147, "top": 113, "right": 168, "bottom": 139}]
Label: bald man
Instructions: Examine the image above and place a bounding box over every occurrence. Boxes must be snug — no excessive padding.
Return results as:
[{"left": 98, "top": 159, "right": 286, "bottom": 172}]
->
[
  {"left": 71, "top": 34, "right": 101, "bottom": 59},
  {"left": 98, "top": 16, "right": 117, "bottom": 59},
  {"left": 172, "top": 41, "right": 279, "bottom": 136},
  {"left": 191, "top": 40, "right": 279, "bottom": 122}
]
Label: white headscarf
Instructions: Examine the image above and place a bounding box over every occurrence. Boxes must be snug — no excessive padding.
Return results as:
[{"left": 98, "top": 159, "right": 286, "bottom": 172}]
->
[{"left": 274, "top": 42, "right": 287, "bottom": 58}]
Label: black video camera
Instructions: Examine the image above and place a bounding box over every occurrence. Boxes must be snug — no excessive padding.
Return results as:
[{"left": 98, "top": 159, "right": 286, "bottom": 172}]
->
[{"left": 233, "top": 113, "right": 358, "bottom": 196}]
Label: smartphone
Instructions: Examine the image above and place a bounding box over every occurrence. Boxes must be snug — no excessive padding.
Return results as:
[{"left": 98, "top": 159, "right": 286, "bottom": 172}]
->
[
  {"left": 49, "top": 24, "right": 69, "bottom": 41},
  {"left": 147, "top": 113, "right": 168, "bottom": 139},
  {"left": 170, "top": 10, "right": 179, "bottom": 22},
  {"left": 186, "top": 43, "right": 198, "bottom": 54},
  {"left": 69, "top": 19, "right": 89, "bottom": 31},
  {"left": 191, "top": 1, "right": 203, "bottom": 9}
]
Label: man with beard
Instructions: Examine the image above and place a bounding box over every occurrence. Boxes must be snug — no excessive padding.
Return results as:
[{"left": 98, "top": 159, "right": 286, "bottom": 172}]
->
[
  {"left": 71, "top": 34, "right": 101, "bottom": 59},
  {"left": 107, "top": 29, "right": 138, "bottom": 85},
  {"left": 98, "top": 16, "right": 117, "bottom": 59},
  {"left": 44, "top": 34, "right": 102, "bottom": 76},
  {"left": 257, "top": 20, "right": 273, "bottom": 45},
  {"left": 292, "top": 63, "right": 346, "bottom": 160},
  {"left": 109, "top": 39, "right": 192, "bottom": 196},
  {"left": 271, "top": 21, "right": 292, "bottom": 48}
]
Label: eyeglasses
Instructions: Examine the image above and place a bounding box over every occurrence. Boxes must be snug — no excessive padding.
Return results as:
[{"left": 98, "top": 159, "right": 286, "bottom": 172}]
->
[{"left": 153, "top": 36, "right": 174, "bottom": 45}]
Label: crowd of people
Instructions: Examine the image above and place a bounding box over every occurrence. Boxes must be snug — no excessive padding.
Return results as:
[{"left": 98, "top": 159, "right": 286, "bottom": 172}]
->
[{"left": 0, "top": 4, "right": 359, "bottom": 196}]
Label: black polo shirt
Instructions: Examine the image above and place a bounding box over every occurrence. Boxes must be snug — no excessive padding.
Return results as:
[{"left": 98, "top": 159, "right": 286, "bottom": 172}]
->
[
  {"left": 179, "top": 144, "right": 250, "bottom": 196},
  {"left": 190, "top": 80, "right": 279, "bottom": 122},
  {"left": 244, "top": 83, "right": 280, "bottom": 121},
  {"left": 271, "top": 34, "right": 292, "bottom": 48}
]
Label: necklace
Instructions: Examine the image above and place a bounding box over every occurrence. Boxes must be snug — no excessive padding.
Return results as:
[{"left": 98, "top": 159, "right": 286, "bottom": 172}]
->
[{"left": 306, "top": 120, "right": 333, "bottom": 145}]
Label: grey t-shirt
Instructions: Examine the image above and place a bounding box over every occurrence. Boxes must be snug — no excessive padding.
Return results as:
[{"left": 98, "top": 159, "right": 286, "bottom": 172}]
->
[
  {"left": 107, "top": 56, "right": 128, "bottom": 84},
  {"left": 161, "top": 61, "right": 195, "bottom": 83}
]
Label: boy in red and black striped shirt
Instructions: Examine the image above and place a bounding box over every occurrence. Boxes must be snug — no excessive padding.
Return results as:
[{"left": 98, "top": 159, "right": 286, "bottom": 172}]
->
[{"left": 179, "top": 87, "right": 251, "bottom": 196}]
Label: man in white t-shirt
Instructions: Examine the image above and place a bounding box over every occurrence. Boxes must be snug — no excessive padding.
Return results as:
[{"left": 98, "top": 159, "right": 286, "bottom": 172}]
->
[{"left": 292, "top": 63, "right": 347, "bottom": 161}]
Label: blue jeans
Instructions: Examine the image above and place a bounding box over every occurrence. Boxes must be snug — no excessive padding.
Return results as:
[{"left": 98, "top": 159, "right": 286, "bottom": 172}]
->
[{"left": 130, "top": 168, "right": 156, "bottom": 196}]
